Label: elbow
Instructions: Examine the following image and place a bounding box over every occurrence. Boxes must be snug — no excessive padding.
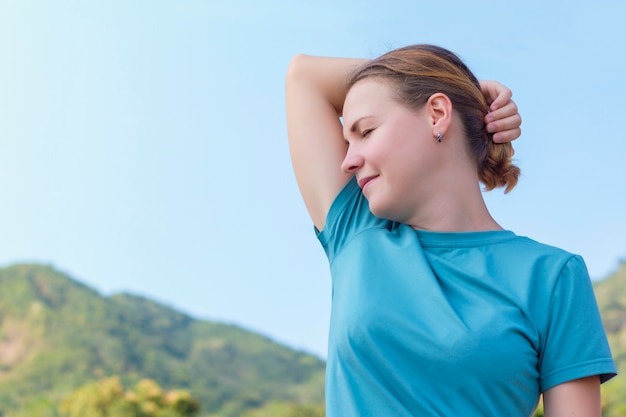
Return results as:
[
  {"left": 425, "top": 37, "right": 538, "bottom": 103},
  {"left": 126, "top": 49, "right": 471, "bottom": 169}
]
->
[{"left": 286, "top": 54, "right": 313, "bottom": 84}]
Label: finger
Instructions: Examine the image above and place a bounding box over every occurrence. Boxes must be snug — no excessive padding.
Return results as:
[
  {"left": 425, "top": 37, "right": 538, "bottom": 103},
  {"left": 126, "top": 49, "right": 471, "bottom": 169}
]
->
[
  {"left": 485, "top": 100, "right": 519, "bottom": 124},
  {"left": 489, "top": 89, "right": 512, "bottom": 111},
  {"left": 479, "top": 80, "right": 512, "bottom": 110},
  {"left": 486, "top": 113, "right": 522, "bottom": 134},
  {"left": 492, "top": 127, "right": 522, "bottom": 143}
]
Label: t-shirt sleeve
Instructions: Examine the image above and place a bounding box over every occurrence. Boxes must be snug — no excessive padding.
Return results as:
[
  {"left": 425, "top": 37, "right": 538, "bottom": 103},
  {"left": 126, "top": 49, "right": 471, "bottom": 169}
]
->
[
  {"left": 316, "top": 177, "right": 390, "bottom": 264},
  {"left": 539, "top": 255, "right": 617, "bottom": 391}
]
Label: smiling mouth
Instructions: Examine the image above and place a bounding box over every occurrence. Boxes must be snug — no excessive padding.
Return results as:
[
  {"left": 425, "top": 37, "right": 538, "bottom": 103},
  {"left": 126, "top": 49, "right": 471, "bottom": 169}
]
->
[{"left": 358, "top": 175, "right": 378, "bottom": 190}]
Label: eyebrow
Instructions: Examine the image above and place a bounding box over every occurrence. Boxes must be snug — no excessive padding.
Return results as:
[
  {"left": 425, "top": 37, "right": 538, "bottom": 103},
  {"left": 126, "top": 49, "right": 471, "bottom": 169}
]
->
[
  {"left": 349, "top": 117, "right": 368, "bottom": 133},
  {"left": 344, "top": 116, "right": 373, "bottom": 139},
  {"left": 342, "top": 116, "right": 372, "bottom": 144}
]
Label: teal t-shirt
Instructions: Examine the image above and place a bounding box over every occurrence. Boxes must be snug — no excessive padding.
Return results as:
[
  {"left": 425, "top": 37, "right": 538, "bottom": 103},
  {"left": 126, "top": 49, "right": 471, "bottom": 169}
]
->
[{"left": 317, "top": 178, "right": 616, "bottom": 417}]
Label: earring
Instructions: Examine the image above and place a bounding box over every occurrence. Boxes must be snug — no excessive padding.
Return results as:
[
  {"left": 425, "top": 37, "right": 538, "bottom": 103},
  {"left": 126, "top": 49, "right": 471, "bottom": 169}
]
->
[{"left": 436, "top": 131, "right": 442, "bottom": 142}]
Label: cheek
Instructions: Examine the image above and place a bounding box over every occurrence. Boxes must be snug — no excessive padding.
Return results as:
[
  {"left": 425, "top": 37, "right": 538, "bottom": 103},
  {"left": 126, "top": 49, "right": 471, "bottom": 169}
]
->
[{"left": 387, "top": 143, "right": 438, "bottom": 193}]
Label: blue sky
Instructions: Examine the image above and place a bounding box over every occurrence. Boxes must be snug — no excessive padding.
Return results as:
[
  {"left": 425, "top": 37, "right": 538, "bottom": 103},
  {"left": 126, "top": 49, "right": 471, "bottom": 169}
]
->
[{"left": 1, "top": 0, "right": 625, "bottom": 358}]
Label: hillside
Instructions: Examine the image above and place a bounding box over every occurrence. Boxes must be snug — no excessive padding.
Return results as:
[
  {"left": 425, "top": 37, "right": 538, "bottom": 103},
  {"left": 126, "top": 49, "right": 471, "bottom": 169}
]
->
[
  {"left": 592, "top": 261, "right": 626, "bottom": 416},
  {"left": 1, "top": 261, "right": 625, "bottom": 416},
  {"left": 0, "top": 264, "right": 325, "bottom": 417}
]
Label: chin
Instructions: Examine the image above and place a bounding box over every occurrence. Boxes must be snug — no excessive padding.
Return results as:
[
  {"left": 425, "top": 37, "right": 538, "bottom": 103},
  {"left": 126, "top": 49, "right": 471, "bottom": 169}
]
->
[
  {"left": 368, "top": 201, "right": 396, "bottom": 222},
  {"left": 368, "top": 198, "right": 410, "bottom": 223}
]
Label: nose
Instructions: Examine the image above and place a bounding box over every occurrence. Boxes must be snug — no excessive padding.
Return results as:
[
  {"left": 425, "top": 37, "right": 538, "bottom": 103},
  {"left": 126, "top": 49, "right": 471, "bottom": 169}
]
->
[{"left": 341, "top": 145, "right": 364, "bottom": 174}]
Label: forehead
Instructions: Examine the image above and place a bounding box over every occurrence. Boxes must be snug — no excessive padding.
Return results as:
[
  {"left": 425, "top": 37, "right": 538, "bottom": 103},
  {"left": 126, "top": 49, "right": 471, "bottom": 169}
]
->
[{"left": 343, "top": 78, "right": 397, "bottom": 121}]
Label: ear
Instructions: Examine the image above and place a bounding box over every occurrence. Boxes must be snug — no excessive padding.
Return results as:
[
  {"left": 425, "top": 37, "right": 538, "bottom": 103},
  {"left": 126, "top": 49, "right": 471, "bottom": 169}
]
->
[{"left": 426, "top": 93, "right": 453, "bottom": 137}]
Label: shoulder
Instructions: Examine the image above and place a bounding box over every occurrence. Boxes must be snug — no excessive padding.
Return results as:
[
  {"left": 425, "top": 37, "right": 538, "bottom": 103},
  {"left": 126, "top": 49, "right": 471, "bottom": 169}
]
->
[
  {"left": 497, "top": 234, "right": 584, "bottom": 278},
  {"left": 468, "top": 234, "right": 590, "bottom": 308}
]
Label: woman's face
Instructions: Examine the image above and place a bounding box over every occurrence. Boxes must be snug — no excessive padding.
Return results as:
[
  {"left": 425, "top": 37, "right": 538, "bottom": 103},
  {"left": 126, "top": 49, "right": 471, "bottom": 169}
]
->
[{"left": 342, "top": 78, "right": 443, "bottom": 223}]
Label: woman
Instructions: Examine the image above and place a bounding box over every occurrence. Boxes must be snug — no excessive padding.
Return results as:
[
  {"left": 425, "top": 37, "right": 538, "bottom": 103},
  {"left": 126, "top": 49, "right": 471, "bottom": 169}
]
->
[{"left": 285, "top": 44, "right": 616, "bottom": 416}]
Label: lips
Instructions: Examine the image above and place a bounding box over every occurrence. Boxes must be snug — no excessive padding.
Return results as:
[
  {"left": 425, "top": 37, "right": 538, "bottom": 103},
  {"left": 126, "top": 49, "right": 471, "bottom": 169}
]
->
[{"left": 357, "top": 175, "right": 378, "bottom": 190}]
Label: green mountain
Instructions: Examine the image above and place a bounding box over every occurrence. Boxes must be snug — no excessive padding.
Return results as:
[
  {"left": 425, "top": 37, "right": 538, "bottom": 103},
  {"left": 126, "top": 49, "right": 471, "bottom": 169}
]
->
[
  {"left": 596, "top": 261, "right": 626, "bottom": 367},
  {"left": 0, "top": 264, "right": 325, "bottom": 417},
  {"left": 593, "top": 261, "right": 626, "bottom": 416}
]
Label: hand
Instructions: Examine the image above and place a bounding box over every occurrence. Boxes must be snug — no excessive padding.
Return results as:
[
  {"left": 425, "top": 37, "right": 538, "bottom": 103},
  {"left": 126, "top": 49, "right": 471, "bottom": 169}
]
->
[{"left": 479, "top": 80, "right": 522, "bottom": 143}]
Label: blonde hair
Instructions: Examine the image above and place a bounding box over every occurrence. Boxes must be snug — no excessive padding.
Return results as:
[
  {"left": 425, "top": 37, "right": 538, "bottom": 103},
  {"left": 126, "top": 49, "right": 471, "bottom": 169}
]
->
[{"left": 349, "top": 44, "right": 519, "bottom": 192}]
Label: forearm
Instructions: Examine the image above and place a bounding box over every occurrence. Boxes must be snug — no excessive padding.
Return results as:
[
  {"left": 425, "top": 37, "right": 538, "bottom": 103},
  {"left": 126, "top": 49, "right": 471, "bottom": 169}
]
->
[
  {"left": 285, "top": 54, "right": 365, "bottom": 229},
  {"left": 286, "top": 54, "right": 366, "bottom": 115}
]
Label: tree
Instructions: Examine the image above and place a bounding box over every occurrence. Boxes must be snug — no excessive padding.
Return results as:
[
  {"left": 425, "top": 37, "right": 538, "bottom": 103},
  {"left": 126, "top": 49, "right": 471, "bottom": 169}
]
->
[
  {"left": 242, "top": 401, "right": 324, "bottom": 417},
  {"left": 58, "top": 376, "right": 200, "bottom": 417}
]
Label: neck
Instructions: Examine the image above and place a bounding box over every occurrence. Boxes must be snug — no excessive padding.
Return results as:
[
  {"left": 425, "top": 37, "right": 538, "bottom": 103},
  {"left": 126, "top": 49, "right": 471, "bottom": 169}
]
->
[
  {"left": 407, "top": 158, "right": 502, "bottom": 233},
  {"left": 408, "top": 189, "right": 502, "bottom": 232}
]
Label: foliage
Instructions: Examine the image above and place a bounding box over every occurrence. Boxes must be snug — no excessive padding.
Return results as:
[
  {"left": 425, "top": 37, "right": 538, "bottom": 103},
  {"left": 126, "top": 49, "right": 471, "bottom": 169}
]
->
[
  {"left": 58, "top": 376, "right": 200, "bottom": 417},
  {"left": 594, "top": 263, "right": 626, "bottom": 417},
  {"left": 0, "top": 264, "right": 325, "bottom": 417},
  {"left": 242, "top": 401, "right": 325, "bottom": 417}
]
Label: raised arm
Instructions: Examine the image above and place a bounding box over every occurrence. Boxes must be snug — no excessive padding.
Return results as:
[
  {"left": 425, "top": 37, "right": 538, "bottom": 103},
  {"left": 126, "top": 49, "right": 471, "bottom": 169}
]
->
[
  {"left": 285, "top": 55, "right": 365, "bottom": 230},
  {"left": 286, "top": 56, "right": 523, "bottom": 231}
]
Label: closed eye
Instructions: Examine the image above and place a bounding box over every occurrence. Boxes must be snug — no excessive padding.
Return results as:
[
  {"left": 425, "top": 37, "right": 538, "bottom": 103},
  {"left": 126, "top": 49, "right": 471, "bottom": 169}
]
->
[{"left": 362, "top": 128, "right": 373, "bottom": 137}]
